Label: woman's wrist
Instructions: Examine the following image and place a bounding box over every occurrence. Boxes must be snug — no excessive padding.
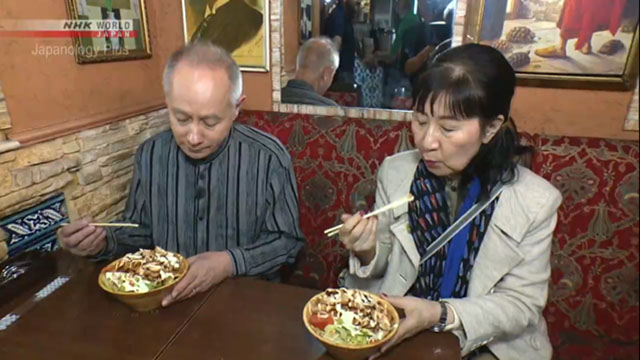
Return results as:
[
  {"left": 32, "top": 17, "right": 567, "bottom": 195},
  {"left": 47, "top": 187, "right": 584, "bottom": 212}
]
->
[
  {"left": 354, "top": 248, "right": 376, "bottom": 266},
  {"left": 421, "top": 300, "right": 443, "bottom": 329}
]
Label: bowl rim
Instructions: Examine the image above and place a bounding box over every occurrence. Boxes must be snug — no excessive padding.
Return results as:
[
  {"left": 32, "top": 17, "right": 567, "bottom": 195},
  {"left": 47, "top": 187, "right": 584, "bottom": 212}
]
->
[
  {"left": 97, "top": 251, "right": 189, "bottom": 296},
  {"left": 302, "top": 289, "right": 400, "bottom": 350}
]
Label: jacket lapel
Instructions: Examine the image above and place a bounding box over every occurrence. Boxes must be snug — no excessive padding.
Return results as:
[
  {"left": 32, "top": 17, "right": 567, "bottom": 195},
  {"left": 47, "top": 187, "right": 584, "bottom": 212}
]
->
[
  {"left": 390, "top": 218, "right": 420, "bottom": 268},
  {"left": 386, "top": 152, "right": 421, "bottom": 267},
  {"left": 468, "top": 186, "right": 531, "bottom": 295},
  {"left": 382, "top": 152, "right": 531, "bottom": 296}
]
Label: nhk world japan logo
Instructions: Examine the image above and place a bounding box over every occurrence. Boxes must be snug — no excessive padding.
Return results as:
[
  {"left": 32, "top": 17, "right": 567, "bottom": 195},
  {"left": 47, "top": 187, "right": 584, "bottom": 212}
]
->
[{"left": 0, "top": 19, "right": 137, "bottom": 38}]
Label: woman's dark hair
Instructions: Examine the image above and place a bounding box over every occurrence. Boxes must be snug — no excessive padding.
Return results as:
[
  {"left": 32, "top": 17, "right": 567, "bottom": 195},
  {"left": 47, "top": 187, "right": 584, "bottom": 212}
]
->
[{"left": 412, "top": 43, "right": 531, "bottom": 198}]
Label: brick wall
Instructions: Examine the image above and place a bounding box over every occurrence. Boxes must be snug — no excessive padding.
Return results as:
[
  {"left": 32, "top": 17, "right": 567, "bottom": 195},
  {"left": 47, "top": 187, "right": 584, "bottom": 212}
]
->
[{"left": 0, "top": 109, "right": 170, "bottom": 261}]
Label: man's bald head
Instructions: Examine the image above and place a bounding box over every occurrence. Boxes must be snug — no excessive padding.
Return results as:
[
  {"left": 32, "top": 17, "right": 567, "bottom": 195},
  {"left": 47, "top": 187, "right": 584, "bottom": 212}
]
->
[
  {"left": 294, "top": 37, "right": 340, "bottom": 96},
  {"left": 296, "top": 37, "right": 340, "bottom": 72}
]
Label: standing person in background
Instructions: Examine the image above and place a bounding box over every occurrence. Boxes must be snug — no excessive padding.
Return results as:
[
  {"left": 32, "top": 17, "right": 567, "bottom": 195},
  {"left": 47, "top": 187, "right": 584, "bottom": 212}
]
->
[
  {"left": 375, "top": 0, "right": 422, "bottom": 66},
  {"left": 403, "top": 0, "right": 455, "bottom": 84},
  {"left": 325, "top": 0, "right": 358, "bottom": 83}
]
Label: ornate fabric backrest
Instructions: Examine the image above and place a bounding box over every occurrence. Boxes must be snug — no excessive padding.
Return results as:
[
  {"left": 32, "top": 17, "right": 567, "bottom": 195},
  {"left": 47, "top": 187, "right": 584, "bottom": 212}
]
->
[
  {"left": 238, "top": 110, "right": 537, "bottom": 290},
  {"left": 532, "top": 135, "right": 639, "bottom": 359},
  {"left": 324, "top": 91, "right": 360, "bottom": 107},
  {"left": 238, "top": 111, "right": 414, "bottom": 288}
]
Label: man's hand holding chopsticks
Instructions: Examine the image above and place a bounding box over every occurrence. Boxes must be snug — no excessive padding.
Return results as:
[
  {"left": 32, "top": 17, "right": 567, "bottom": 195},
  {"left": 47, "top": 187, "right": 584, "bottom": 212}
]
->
[{"left": 56, "top": 217, "right": 107, "bottom": 257}]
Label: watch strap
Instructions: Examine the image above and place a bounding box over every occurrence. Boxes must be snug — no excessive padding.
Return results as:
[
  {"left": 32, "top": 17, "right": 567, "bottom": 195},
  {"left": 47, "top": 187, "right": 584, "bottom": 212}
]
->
[{"left": 431, "top": 301, "right": 448, "bottom": 332}]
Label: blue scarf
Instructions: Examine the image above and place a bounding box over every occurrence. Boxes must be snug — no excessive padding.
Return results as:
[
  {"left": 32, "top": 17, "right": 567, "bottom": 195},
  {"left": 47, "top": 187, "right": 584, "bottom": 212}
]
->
[{"left": 407, "top": 160, "right": 499, "bottom": 300}]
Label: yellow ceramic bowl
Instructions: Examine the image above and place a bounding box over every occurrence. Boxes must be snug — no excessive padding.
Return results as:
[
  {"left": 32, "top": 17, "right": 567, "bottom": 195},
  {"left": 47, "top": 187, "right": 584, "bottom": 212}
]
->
[
  {"left": 97, "top": 253, "right": 189, "bottom": 312},
  {"left": 302, "top": 290, "right": 400, "bottom": 360}
]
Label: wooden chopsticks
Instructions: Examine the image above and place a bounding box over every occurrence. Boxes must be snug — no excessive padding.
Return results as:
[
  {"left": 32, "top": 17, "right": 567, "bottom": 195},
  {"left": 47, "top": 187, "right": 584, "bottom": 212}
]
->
[
  {"left": 60, "top": 223, "right": 139, "bottom": 228},
  {"left": 324, "top": 194, "right": 414, "bottom": 237}
]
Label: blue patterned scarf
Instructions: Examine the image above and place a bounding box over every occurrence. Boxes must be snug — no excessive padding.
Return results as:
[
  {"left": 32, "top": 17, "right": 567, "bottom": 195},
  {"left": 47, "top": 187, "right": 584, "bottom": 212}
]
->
[{"left": 407, "top": 160, "right": 500, "bottom": 300}]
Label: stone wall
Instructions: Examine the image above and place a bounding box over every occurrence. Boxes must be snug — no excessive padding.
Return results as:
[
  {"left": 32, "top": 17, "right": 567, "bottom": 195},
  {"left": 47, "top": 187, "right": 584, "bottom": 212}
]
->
[{"left": 0, "top": 109, "right": 170, "bottom": 261}]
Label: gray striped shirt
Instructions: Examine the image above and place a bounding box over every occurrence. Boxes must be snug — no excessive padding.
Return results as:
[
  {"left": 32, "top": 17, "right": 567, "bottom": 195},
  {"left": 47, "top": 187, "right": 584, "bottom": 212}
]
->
[{"left": 99, "top": 124, "right": 304, "bottom": 278}]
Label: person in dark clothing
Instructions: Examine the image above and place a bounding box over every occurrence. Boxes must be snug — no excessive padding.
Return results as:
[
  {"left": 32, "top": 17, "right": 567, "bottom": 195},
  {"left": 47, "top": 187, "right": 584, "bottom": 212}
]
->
[
  {"left": 57, "top": 43, "right": 304, "bottom": 308},
  {"left": 403, "top": 0, "right": 455, "bottom": 85},
  {"left": 282, "top": 37, "right": 340, "bottom": 107},
  {"left": 324, "top": 0, "right": 357, "bottom": 83}
]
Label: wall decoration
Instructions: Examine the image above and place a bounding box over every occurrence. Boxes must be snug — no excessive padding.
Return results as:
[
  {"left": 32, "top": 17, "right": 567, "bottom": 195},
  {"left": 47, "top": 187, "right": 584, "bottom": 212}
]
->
[
  {"left": 0, "top": 194, "right": 68, "bottom": 258},
  {"left": 464, "top": 0, "right": 639, "bottom": 89},
  {"left": 182, "top": 0, "right": 270, "bottom": 71},
  {"left": 65, "top": 0, "right": 152, "bottom": 64}
]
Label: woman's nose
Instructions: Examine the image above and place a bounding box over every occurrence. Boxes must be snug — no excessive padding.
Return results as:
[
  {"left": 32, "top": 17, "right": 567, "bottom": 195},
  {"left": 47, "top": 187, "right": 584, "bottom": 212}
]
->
[{"left": 420, "top": 124, "right": 439, "bottom": 151}]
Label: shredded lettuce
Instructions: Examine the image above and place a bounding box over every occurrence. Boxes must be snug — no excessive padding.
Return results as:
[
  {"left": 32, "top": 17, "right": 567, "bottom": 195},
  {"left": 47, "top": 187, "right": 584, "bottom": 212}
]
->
[
  {"left": 105, "top": 271, "right": 162, "bottom": 293},
  {"left": 318, "top": 311, "right": 377, "bottom": 346}
]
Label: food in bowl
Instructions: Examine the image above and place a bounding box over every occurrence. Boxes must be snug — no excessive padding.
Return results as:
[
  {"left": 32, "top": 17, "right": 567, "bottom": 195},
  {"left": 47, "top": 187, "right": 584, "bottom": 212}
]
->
[
  {"left": 307, "top": 288, "right": 395, "bottom": 346},
  {"left": 103, "top": 247, "right": 183, "bottom": 293}
]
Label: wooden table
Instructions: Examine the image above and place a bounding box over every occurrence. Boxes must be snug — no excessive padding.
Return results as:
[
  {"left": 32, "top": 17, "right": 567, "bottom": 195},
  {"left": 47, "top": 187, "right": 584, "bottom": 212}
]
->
[
  {"left": 1, "top": 253, "right": 461, "bottom": 360},
  {"left": 0, "top": 252, "right": 215, "bottom": 360},
  {"left": 157, "top": 278, "right": 461, "bottom": 360}
]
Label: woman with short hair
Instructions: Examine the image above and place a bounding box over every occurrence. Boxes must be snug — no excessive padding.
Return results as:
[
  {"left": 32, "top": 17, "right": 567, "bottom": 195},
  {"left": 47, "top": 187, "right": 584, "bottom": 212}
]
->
[{"left": 339, "top": 44, "right": 561, "bottom": 360}]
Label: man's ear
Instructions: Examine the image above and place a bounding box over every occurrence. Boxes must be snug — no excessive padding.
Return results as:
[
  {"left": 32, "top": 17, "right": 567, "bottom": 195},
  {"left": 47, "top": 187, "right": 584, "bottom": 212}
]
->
[
  {"left": 233, "top": 94, "right": 247, "bottom": 119},
  {"left": 322, "top": 67, "right": 335, "bottom": 82},
  {"left": 482, "top": 115, "right": 505, "bottom": 144}
]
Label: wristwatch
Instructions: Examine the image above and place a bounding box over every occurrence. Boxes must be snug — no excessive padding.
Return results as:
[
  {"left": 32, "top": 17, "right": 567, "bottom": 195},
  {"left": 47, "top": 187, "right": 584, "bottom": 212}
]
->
[{"left": 431, "top": 301, "right": 448, "bottom": 332}]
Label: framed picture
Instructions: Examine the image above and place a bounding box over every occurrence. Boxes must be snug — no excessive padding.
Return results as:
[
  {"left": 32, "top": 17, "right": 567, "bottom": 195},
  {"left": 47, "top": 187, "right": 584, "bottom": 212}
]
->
[
  {"left": 181, "top": 0, "right": 270, "bottom": 72},
  {"left": 464, "top": 0, "right": 639, "bottom": 90},
  {"left": 65, "top": 0, "right": 152, "bottom": 64}
]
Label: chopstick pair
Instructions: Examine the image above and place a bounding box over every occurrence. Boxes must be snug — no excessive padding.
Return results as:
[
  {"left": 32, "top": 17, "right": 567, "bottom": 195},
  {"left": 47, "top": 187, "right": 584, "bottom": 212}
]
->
[
  {"left": 324, "top": 194, "right": 414, "bottom": 237},
  {"left": 60, "top": 223, "right": 139, "bottom": 228}
]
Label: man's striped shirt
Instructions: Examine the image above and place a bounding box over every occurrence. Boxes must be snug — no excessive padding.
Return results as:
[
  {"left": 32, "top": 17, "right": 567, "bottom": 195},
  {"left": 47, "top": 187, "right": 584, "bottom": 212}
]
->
[{"left": 99, "top": 124, "right": 305, "bottom": 278}]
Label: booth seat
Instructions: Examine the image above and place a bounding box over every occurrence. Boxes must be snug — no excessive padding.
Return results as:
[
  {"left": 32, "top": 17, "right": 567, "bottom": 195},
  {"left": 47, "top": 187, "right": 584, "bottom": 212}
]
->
[{"left": 237, "top": 110, "right": 639, "bottom": 360}]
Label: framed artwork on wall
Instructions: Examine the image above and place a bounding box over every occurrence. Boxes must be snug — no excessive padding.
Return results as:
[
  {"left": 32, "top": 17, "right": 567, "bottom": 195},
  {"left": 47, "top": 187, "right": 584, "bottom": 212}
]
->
[
  {"left": 181, "top": 0, "right": 270, "bottom": 72},
  {"left": 65, "top": 0, "right": 152, "bottom": 64},
  {"left": 464, "top": 0, "right": 639, "bottom": 90}
]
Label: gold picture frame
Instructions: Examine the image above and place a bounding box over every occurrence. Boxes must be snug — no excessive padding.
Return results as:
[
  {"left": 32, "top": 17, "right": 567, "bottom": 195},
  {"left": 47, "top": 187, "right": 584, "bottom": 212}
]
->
[
  {"left": 463, "top": 0, "right": 639, "bottom": 90},
  {"left": 65, "top": 0, "right": 152, "bottom": 64},
  {"left": 180, "top": 0, "right": 270, "bottom": 72},
  {"left": 624, "top": 78, "right": 639, "bottom": 131}
]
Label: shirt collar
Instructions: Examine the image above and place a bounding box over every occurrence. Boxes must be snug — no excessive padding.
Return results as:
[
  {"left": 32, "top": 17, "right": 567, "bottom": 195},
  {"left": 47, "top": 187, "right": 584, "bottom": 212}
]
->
[
  {"left": 287, "top": 79, "right": 315, "bottom": 92},
  {"left": 178, "top": 126, "right": 233, "bottom": 165}
]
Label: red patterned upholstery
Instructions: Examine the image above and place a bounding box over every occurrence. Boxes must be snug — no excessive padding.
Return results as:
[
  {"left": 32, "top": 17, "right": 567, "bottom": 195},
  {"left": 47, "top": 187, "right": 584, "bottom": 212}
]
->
[
  {"left": 325, "top": 91, "right": 360, "bottom": 107},
  {"left": 238, "top": 111, "right": 413, "bottom": 288},
  {"left": 533, "top": 135, "right": 639, "bottom": 360},
  {"left": 238, "top": 111, "right": 640, "bottom": 358}
]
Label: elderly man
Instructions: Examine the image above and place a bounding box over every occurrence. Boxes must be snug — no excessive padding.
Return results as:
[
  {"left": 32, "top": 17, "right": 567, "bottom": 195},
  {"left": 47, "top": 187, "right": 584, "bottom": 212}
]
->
[
  {"left": 57, "top": 42, "right": 304, "bottom": 307},
  {"left": 281, "top": 37, "right": 340, "bottom": 107}
]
